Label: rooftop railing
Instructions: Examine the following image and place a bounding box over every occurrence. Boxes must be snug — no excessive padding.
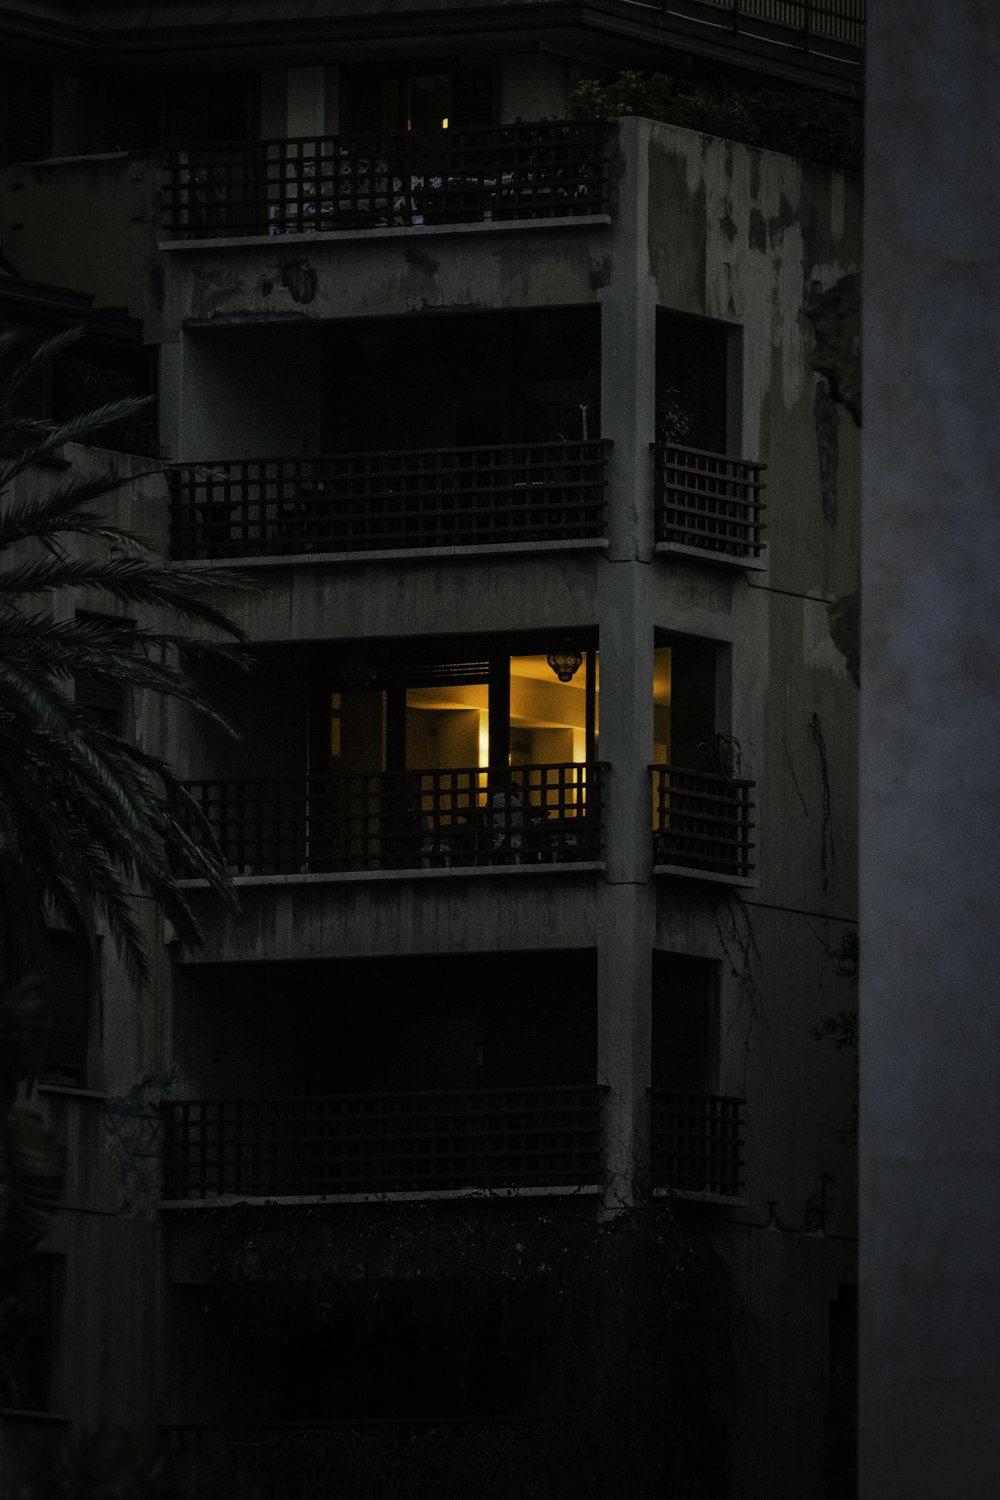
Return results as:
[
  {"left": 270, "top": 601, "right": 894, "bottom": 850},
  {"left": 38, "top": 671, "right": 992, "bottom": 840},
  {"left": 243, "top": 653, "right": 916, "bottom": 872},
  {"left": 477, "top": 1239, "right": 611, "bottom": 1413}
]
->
[
  {"left": 162, "top": 1085, "right": 606, "bottom": 1200},
  {"left": 649, "top": 1088, "right": 747, "bottom": 1199},
  {"left": 653, "top": 443, "right": 766, "bottom": 562},
  {"left": 175, "top": 764, "right": 606, "bottom": 878},
  {"left": 168, "top": 441, "right": 610, "bottom": 560},
  {"left": 161, "top": 120, "right": 612, "bottom": 240},
  {"left": 698, "top": 0, "right": 864, "bottom": 48},
  {"left": 651, "top": 764, "right": 756, "bottom": 879}
]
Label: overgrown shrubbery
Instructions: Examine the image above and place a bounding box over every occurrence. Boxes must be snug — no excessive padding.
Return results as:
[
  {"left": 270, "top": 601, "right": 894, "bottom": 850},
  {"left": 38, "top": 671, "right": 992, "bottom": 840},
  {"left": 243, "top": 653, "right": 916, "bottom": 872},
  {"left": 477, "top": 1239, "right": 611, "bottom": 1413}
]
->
[
  {"left": 201, "top": 1199, "right": 749, "bottom": 1500},
  {"left": 569, "top": 70, "right": 862, "bottom": 171},
  {"left": 16, "top": 1427, "right": 259, "bottom": 1500}
]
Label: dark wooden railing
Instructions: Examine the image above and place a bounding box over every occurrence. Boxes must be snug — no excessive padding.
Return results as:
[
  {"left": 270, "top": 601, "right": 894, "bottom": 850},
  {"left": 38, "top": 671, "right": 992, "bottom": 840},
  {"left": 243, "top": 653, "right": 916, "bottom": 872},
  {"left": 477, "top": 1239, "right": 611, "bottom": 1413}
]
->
[
  {"left": 651, "top": 765, "right": 755, "bottom": 878},
  {"left": 162, "top": 1085, "right": 606, "bottom": 1200},
  {"left": 653, "top": 443, "right": 766, "bottom": 560},
  {"left": 699, "top": 0, "right": 864, "bottom": 48},
  {"left": 174, "top": 764, "right": 606, "bottom": 877},
  {"left": 161, "top": 121, "right": 612, "bottom": 239},
  {"left": 649, "top": 1089, "right": 746, "bottom": 1198},
  {"left": 168, "top": 441, "right": 610, "bottom": 560}
]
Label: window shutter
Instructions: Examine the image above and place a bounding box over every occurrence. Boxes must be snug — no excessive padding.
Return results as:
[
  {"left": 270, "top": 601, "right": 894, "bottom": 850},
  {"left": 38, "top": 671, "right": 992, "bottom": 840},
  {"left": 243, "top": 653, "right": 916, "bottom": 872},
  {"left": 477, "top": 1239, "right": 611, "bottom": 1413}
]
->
[
  {"left": 452, "top": 70, "right": 496, "bottom": 129},
  {"left": 42, "top": 932, "right": 90, "bottom": 1086},
  {"left": 1, "top": 62, "right": 53, "bottom": 163}
]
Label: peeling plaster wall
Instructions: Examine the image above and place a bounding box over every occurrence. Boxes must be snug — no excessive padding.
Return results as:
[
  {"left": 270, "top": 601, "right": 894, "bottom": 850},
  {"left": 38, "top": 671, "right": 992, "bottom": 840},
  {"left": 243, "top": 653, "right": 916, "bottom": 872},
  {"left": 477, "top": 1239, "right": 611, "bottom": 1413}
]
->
[
  {"left": 160, "top": 228, "right": 609, "bottom": 334},
  {"left": 647, "top": 121, "right": 861, "bottom": 605}
]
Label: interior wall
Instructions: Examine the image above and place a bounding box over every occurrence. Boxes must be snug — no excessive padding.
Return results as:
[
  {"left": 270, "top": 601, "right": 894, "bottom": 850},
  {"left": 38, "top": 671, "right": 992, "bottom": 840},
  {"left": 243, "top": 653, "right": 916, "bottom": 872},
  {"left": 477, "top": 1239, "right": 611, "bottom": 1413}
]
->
[{"left": 179, "top": 323, "right": 322, "bottom": 461}]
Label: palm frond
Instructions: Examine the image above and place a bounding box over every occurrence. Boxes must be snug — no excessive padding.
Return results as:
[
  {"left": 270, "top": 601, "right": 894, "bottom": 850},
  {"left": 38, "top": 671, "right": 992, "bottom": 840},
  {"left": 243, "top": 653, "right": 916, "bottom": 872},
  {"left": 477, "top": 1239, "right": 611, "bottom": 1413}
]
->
[
  {"left": 0, "top": 466, "right": 157, "bottom": 546},
  {"left": 0, "top": 398, "right": 154, "bottom": 489},
  {"left": 0, "top": 330, "right": 257, "bottom": 987}
]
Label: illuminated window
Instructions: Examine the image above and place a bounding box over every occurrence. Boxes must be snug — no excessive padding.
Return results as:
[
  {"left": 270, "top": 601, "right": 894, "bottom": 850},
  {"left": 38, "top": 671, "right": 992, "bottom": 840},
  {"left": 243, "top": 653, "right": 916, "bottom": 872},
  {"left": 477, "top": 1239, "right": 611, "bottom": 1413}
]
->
[{"left": 509, "top": 654, "right": 597, "bottom": 769}]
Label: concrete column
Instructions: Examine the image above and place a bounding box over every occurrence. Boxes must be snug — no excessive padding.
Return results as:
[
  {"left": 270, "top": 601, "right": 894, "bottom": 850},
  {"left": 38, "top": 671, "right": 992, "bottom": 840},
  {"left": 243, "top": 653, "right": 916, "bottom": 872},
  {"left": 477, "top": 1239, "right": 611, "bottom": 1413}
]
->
[
  {"left": 595, "top": 116, "right": 658, "bottom": 1207},
  {"left": 862, "top": 5, "right": 1000, "bottom": 1495}
]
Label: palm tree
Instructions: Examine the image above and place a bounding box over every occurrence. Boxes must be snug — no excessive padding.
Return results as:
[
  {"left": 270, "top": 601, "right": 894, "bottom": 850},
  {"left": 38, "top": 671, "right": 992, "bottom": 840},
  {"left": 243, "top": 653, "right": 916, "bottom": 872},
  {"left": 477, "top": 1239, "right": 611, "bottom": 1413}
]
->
[
  {"left": 0, "top": 328, "right": 254, "bottom": 1391},
  {"left": 0, "top": 326, "right": 253, "bottom": 987}
]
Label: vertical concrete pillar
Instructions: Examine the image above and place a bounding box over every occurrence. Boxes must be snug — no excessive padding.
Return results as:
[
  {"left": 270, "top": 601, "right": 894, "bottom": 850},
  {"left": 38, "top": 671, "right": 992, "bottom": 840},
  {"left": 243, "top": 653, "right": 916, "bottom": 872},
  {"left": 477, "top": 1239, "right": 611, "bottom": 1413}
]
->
[
  {"left": 596, "top": 117, "right": 658, "bottom": 1207},
  {"left": 862, "top": 5, "right": 1000, "bottom": 1495}
]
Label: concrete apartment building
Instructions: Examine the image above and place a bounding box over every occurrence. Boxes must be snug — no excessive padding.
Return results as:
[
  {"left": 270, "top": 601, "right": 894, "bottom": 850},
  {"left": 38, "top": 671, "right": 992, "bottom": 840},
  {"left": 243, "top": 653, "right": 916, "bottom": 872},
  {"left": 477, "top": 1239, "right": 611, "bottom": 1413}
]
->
[{"left": 0, "top": 4, "right": 862, "bottom": 1496}]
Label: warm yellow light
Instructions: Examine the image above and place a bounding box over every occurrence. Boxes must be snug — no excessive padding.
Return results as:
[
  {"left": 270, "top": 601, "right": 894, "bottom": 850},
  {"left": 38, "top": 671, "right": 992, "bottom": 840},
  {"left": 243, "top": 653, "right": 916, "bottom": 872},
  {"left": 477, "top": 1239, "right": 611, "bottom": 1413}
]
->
[
  {"left": 572, "top": 729, "right": 585, "bottom": 763},
  {"left": 478, "top": 710, "right": 489, "bottom": 768},
  {"left": 441, "top": 117, "right": 449, "bottom": 129}
]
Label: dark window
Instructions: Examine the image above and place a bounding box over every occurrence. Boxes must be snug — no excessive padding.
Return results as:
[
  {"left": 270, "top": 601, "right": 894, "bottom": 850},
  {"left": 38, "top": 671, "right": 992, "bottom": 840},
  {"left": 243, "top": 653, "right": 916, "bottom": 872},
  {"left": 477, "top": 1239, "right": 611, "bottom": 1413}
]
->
[
  {"left": 74, "top": 611, "right": 133, "bottom": 736},
  {"left": 9, "top": 1257, "right": 59, "bottom": 1411},
  {"left": 105, "top": 82, "right": 156, "bottom": 151},
  {"left": 74, "top": 669, "right": 125, "bottom": 736},
  {"left": 103, "top": 71, "right": 257, "bottom": 150},
  {"left": 0, "top": 330, "right": 52, "bottom": 429},
  {"left": 346, "top": 67, "right": 496, "bottom": 132},
  {"left": 161, "top": 73, "right": 257, "bottom": 147},
  {"left": 656, "top": 311, "right": 732, "bottom": 454},
  {"left": 41, "top": 931, "right": 91, "bottom": 1087},
  {"left": 651, "top": 953, "right": 718, "bottom": 1092},
  {"left": 0, "top": 62, "right": 53, "bottom": 163}
]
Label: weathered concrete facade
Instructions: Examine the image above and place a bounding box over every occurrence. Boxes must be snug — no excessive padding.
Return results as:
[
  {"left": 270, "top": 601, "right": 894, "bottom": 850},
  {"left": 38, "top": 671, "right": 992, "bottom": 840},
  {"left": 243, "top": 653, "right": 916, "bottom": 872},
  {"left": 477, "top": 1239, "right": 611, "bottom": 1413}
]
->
[{"left": 2, "top": 17, "right": 861, "bottom": 1497}]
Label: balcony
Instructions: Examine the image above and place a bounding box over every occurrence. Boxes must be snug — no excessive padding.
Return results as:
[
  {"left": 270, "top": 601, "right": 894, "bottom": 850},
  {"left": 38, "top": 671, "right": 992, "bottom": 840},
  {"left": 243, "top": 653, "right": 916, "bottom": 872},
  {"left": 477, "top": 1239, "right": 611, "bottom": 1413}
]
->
[
  {"left": 649, "top": 1089, "right": 747, "bottom": 1200},
  {"left": 160, "top": 121, "right": 612, "bottom": 242},
  {"left": 651, "top": 765, "right": 755, "bottom": 882},
  {"left": 653, "top": 443, "right": 766, "bottom": 564},
  {"left": 168, "top": 441, "right": 610, "bottom": 561},
  {"left": 161, "top": 1085, "right": 606, "bottom": 1201},
  {"left": 174, "top": 764, "right": 606, "bottom": 879}
]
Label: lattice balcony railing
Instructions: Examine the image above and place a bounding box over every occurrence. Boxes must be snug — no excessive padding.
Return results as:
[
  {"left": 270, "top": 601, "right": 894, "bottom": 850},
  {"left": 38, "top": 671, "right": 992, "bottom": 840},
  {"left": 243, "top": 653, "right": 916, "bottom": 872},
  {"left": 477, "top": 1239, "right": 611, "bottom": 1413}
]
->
[
  {"left": 174, "top": 764, "right": 606, "bottom": 877},
  {"left": 161, "top": 120, "right": 612, "bottom": 239},
  {"left": 651, "top": 764, "right": 756, "bottom": 879},
  {"left": 168, "top": 441, "right": 610, "bottom": 559},
  {"left": 653, "top": 443, "right": 766, "bottom": 561},
  {"left": 649, "top": 1089, "right": 747, "bottom": 1198},
  {"left": 161, "top": 1085, "right": 606, "bottom": 1200}
]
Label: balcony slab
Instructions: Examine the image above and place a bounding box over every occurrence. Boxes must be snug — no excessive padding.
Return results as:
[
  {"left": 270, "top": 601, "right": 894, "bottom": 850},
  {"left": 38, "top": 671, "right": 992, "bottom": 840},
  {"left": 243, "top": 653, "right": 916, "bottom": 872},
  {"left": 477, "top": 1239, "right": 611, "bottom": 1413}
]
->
[
  {"left": 177, "top": 861, "right": 604, "bottom": 891},
  {"left": 653, "top": 863, "right": 758, "bottom": 889},
  {"left": 159, "top": 213, "right": 611, "bottom": 254},
  {"left": 161, "top": 1184, "right": 601, "bottom": 1211},
  {"left": 654, "top": 541, "right": 767, "bottom": 571},
  {"left": 175, "top": 537, "right": 608, "bottom": 570}
]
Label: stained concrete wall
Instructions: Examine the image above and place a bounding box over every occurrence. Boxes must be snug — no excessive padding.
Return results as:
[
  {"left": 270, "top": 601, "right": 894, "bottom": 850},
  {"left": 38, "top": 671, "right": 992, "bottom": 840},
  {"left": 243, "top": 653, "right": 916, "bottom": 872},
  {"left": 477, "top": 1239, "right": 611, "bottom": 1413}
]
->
[{"left": 861, "top": 5, "right": 1000, "bottom": 1495}]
